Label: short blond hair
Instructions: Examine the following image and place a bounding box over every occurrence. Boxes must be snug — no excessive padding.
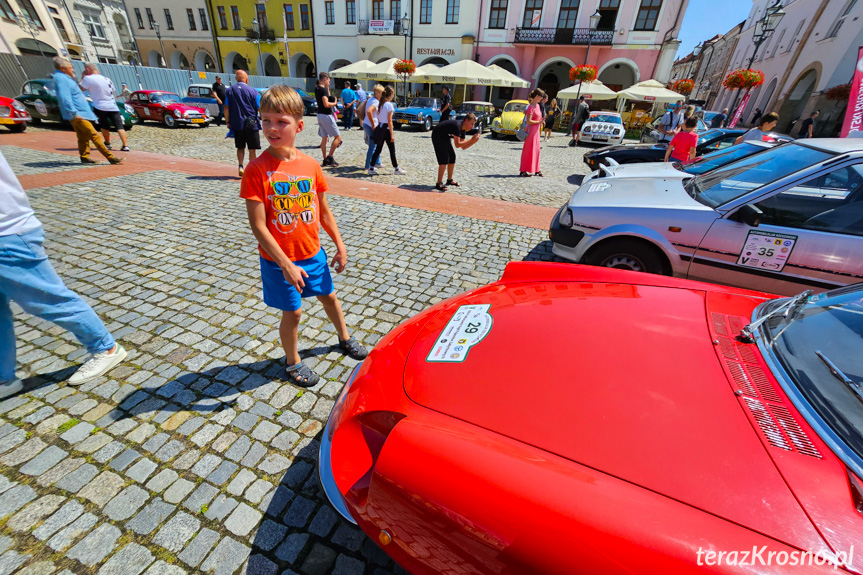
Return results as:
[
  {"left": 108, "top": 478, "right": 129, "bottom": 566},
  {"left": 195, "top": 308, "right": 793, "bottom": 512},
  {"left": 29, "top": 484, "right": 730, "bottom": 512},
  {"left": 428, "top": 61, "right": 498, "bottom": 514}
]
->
[
  {"left": 373, "top": 84, "right": 384, "bottom": 97},
  {"left": 260, "top": 85, "right": 304, "bottom": 119}
]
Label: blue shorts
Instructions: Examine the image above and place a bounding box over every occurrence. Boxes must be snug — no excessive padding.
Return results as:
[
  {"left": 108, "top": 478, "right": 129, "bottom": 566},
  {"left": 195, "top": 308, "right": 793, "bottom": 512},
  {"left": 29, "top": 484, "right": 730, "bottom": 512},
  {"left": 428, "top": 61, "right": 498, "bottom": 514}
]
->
[{"left": 260, "top": 248, "right": 334, "bottom": 312}]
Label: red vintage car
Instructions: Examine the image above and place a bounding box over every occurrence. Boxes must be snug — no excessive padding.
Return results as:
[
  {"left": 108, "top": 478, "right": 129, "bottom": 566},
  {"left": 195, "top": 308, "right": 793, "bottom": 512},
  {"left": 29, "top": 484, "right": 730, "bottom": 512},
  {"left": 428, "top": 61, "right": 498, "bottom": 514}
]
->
[
  {"left": 0, "top": 95, "right": 31, "bottom": 133},
  {"left": 320, "top": 262, "right": 863, "bottom": 574},
  {"left": 128, "top": 90, "right": 210, "bottom": 128}
]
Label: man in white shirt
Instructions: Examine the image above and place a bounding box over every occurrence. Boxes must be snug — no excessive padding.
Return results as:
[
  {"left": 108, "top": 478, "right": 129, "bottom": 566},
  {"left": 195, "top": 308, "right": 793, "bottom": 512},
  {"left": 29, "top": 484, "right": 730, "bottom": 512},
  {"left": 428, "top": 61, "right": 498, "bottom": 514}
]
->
[
  {"left": 658, "top": 100, "right": 685, "bottom": 143},
  {"left": 0, "top": 151, "right": 126, "bottom": 398},
  {"left": 79, "top": 63, "right": 130, "bottom": 151}
]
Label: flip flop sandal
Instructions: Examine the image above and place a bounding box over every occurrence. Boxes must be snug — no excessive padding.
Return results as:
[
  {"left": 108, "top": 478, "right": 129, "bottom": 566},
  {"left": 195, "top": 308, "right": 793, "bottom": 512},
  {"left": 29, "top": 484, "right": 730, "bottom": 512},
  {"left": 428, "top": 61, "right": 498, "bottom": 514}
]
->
[
  {"left": 338, "top": 337, "right": 369, "bottom": 360},
  {"left": 285, "top": 362, "right": 320, "bottom": 388},
  {"left": 446, "top": 179, "right": 461, "bottom": 187},
  {"left": 535, "top": 172, "right": 544, "bottom": 177},
  {"left": 520, "top": 172, "right": 531, "bottom": 177},
  {"left": 434, "top": 182, "right": 448, "bottom": 192}
]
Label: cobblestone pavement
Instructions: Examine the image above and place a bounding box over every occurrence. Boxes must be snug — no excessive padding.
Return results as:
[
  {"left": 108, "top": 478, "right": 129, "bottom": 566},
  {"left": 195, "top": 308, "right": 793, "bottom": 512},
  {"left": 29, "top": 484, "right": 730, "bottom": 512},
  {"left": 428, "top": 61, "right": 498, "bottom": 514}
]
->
[
  {"left": 25, "top": 120, "right": 632, "bottom": 208},
  {"left": 1, "top": 149, "right": 557, "bottom": 575}
]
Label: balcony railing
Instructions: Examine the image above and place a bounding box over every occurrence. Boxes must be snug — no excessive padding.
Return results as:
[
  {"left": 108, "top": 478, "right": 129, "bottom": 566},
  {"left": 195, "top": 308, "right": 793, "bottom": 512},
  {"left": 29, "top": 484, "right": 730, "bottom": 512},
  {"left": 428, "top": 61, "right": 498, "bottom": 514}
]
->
[
  {"left": 514, "top": 26, "right": 614, "bottom": 45},
  {"left": 358, "top": 19, "right": 404, "bottom": 35},
  {"left": 245, "top": 26, "right": 276, "bottom": 41}
]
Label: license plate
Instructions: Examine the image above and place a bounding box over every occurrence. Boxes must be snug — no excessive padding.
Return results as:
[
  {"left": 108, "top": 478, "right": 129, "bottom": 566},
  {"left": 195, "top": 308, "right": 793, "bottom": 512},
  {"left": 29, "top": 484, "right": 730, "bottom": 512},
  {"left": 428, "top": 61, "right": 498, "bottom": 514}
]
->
[
  {"left": 191, "top": 119, "right": 205, "bottom": 124},
  {"left": 502, "top": 130, "right": 514, "bottom": 135},
  {"left": 0, "top": 118, "right": 15, "bottom": 125},
  {"left": 593, "top": 135, "right": 608, "bottom": 141},
  {"left": 398, "top": 119, "right": 409, "bottom": 124}
]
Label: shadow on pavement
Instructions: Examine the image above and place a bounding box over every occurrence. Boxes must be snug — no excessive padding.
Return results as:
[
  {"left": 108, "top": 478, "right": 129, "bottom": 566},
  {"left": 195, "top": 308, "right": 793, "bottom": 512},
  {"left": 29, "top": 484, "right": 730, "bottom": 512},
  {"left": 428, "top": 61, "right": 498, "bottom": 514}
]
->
[
  {"left": 396, "top": 184, "right": 443, "bottom": 193},
  {"left": 523, "top": 240, "right": 568, "bottom": 263},
  {"left": 187, "top": 175, "right": 241, "bottom": 182},
  {"left": 567, "top": 174, "right": 585, "bottom": 186},
  {"left": 23, "top": 161, "right": 84, "bottom": 168}
]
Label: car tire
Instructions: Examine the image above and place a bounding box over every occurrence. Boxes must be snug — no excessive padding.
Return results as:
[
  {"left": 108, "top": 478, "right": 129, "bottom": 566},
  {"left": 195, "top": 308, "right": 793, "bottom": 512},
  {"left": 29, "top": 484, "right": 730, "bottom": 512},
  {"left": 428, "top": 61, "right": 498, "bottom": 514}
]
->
[
  {"left": 31, "top": 117, "right": 41, "bottom": 125},
  {"left": 163, "top": 115, "right": 176, "bottom": 128},
  {"left": 423, "top": 117, "right": 432, "bottom": 132},
  {"left": 8, "top": 123, "right": 26, "bottom": 133},
  {"left": 584, "top": 238, "right": 668, "bottom": 275},
  {"left": 200, "top": 122, "right": 209, "bottom": 128},
  {"left": 491, "top": 131, "right": 499, "bottom": 139},
  {"left": 125, "top": 123, "right": 133, "bottom": 132},
  {"left": 135, "top": 115, "right": 143, "bottom": 125}
]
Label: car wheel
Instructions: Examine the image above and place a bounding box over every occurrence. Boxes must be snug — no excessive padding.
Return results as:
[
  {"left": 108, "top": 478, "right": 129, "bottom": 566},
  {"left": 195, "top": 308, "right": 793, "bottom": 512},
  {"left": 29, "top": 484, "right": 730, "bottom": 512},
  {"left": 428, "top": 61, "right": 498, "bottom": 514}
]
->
[
  {"left": 584, "top": 239, "right": 667, "bottom": 275},
  {"left": 125, "top": 123, "right": 133, "bottom": 132},
  {"left": 200, "top": 122, "right": 209, "bottom": 128},
  {"left": 31, "top": 117, "right": 41, "bottom": 125},
  {"left": 423, "top": 117, "right": 432, "bottom": 132},
  {"left": 135, "top": 115, "right": 143, "bottom": 125},
  {"left": 491, "top": 131, "right": 498, "bottom": 139},
  {"left": 163, "top": 114, "right": 176, "bottom": 128},
  {"left": 8, "top": 123, "right": 26, "bottom": 133}
]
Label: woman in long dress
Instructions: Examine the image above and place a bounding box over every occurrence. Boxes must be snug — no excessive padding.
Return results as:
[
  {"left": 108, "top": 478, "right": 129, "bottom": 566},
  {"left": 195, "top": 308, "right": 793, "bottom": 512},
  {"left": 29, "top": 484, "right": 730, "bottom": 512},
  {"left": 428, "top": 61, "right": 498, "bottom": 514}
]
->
[{"left": 520, "top": 88, "right": 546, "bottom": 177}]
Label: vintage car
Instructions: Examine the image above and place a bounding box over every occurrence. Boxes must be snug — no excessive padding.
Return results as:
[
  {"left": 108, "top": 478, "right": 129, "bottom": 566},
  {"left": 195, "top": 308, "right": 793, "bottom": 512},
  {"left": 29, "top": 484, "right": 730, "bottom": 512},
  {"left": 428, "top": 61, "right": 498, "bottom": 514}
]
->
[
  {"left": 182, "top": 83, "right": 220, "bottom": 118},
  {"left": 577, "top": 111, "right": 625, "bottom": 146},
  {"left": 0, "top": 95, "right": 30, "bottom": 133},
  {"left": 454, "top": 101, "right": 496, "bottom": 133},
  {"left": 393, "top": 97, "right": 442, "bottom": 131},
  {"left": 550, "top": 139, "right": 863, "bottom": 296},
  {"left": 320, "top": 261, "right": 863, "bottom": 574},
  {"left": 640, "top": 114, "right": 708, "bottom": 143},
  {"left": 583, "top": 128, "right": 761, "bottom": 170},
  {"left": 490, "top": 99, "right": 528, "bottom": 139},
  {"left": 15, "top": 78, "right": 136, "bottom": 130},
  {"left": 128, "top": 90, "right": 210, "bottom": 128},
  {"left": 295, "top": 89, "right": 318, "bottom": 115}
]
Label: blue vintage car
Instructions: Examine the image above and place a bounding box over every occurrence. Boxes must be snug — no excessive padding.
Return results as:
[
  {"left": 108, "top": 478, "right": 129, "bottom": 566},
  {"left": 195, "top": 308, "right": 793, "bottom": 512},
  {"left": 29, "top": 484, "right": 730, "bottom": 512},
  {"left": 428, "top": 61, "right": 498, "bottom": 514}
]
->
[{"left": 393, "top": 97, "right": 442, "bottom": 131}]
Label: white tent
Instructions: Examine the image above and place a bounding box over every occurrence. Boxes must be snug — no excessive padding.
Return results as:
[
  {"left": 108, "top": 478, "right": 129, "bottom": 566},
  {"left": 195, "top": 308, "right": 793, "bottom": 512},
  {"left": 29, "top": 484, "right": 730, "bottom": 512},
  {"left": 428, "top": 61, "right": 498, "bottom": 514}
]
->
[
  {"left": 557, "top": 80, "right": 618, "bottom": 101},
  {"left": 616, "top": 79, "right": 685, "bottom": 105},
  {"left": 329, "top": 60, "right": 376, "bottom": 79},
  {"left": 358, "top": 58, "right": 402, "bottom": 81},
  {"left": 487, "top": 64, "right": 530, "bottom": 88},
  {"left": 423, "top": 60, "right": 506, "bottom": 99}
]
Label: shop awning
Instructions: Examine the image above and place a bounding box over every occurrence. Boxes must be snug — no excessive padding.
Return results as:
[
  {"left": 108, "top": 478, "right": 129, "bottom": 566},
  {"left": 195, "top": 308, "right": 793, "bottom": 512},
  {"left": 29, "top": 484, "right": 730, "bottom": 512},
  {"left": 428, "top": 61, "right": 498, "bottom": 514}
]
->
[{"left": 557, "top": 80, "right": 618, "bottom": 101}]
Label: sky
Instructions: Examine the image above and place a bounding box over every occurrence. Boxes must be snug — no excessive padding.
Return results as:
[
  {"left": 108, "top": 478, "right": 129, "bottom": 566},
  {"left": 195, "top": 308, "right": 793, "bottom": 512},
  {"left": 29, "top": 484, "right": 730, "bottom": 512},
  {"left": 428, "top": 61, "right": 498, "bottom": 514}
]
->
[{"left": 675, "top": 0, "right": 753, "bottom": 59}]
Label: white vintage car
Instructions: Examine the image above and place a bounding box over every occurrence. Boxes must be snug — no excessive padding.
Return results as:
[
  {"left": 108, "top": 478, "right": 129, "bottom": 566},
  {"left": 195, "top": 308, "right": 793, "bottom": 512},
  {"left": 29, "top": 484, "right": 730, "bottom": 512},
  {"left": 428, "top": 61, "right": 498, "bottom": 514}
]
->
[{"left": 578, "top": 111, "right": 625, "bottom": 146}]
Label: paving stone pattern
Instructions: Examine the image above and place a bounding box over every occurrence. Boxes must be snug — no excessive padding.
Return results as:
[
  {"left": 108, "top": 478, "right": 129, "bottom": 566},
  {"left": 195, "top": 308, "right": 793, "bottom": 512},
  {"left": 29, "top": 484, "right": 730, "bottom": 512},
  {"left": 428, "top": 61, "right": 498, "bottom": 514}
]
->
[{"left": 0, "top": 147, "right": 553, "bottom": 573}]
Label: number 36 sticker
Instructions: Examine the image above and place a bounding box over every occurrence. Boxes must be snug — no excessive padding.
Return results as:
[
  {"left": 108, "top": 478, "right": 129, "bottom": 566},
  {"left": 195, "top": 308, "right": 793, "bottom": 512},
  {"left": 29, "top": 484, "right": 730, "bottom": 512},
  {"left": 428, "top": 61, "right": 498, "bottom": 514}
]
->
[
  {"left": 736, "top": 230, "right": 798, "bottom": 272},
  {"left": 427, "top": 304, "right": 493, "bottom": 363}
]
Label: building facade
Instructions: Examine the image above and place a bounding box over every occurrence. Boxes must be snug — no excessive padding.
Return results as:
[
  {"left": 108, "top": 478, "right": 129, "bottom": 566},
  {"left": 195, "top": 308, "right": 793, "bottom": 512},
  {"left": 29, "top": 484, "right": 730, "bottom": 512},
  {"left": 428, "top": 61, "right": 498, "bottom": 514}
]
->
[
  {"left": 64, "top": 0, "right": 136, "bottom": 63},
  {"left": 207, "top": 0, "right": 315, "bottom": 77},
  {"left": 669, "top": 49, "right": 697, "bottom": 85},
  {"left": 0, "top": 0, "right": 77, "bottom": 59},
  {"left": 474, "top": 0, "right": 688, "bottom": 104},
  {"left": 690, "top": 25, "right": 742, "bottom": 106},
  {"left": 123, "top": 0, "right": 218, "bottom": 70},
  {"left": 710, "top": 0, "right": 863, "bottom": 135}
]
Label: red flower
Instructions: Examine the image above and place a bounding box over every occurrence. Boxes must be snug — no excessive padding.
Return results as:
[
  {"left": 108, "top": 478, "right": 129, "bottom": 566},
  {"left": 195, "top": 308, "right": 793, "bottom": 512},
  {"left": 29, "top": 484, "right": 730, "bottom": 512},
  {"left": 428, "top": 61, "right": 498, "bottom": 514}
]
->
[
  {"left": 672, "top": 78, "right": 694, "bottom": 95},
  {"left": 394, "top": 59, "right": 416, "bottom": 76},
  {"left": 569, "top": 65, "right": 598, "bottom": 83},
  {"left": 824, "top": 83, "right": 852, "bottom": 102},
  {"left": 722, "top": 69, "right": 765, "bottom": 90}
]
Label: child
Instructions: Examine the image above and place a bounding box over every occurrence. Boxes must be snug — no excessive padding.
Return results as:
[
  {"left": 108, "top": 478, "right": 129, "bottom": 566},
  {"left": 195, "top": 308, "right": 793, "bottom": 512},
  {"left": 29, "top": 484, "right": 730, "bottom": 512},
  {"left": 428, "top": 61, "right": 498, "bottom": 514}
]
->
[
  {"left": 240, "top": 85, "right": 367, "bottom": 387},
  {"left": 664, "top": 117, "right": 699, "bottom": 164}
]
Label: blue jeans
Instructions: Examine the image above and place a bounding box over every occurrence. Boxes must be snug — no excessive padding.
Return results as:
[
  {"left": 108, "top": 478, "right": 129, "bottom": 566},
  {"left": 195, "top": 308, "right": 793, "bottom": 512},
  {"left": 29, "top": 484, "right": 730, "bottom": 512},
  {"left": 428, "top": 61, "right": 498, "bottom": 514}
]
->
[
  {"left": 342, "top": 106, "right": 354, "bottom": 129},
  {"left": 0, "top": 227, "right": 114, "bottom": 382},
  {"left": 363, "top": 124, "right": 378, "bottom": 169}
]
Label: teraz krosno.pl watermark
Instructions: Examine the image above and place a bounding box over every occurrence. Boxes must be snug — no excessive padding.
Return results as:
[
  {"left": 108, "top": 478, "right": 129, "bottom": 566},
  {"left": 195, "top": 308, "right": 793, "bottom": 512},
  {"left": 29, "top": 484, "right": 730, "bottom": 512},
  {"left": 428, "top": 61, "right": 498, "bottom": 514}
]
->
[{"left": 696, "top": 547, "right": 854, "bottom": 569}]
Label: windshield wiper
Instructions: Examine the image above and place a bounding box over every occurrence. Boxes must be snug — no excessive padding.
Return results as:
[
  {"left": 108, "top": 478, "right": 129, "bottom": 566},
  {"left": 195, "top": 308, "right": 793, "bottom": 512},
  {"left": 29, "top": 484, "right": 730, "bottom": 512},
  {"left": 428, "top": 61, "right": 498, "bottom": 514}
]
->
[
  {"left": 816, "top": 350, "right": 863, "bottom": 404},
  {"left": 737, "top": 290, "right": 813, "bottom": 343}
]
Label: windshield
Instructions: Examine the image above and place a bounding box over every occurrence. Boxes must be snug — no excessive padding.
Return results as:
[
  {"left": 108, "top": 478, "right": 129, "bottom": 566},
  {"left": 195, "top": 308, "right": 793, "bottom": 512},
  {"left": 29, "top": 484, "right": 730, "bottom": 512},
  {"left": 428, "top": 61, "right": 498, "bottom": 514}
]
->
[
  {"left": 589, "top": 114, "right": 621, "bottom": 124},
  {"left": 679, "top": 143, "right": 767, "bottom": 176},
  {"left": 763, "top": 284, "right": 863, "bottom": 461},
  {"left": 504, "top": 102, "right": 527, "bottom": 113},
  {"left": 696, "top": 129, "right": 726, "bottom": 146},
  {"left": 458, "top": 103, "right": 485, "bottom": 113},
  {"left": 151, "top": 93, "right": 182, "bottom": 104},
  {"left": 684, "top": 143, "right": 833, "bottom": 208},
  {"left": 409, "top": 98, "right": 436, "bottom": 109}
]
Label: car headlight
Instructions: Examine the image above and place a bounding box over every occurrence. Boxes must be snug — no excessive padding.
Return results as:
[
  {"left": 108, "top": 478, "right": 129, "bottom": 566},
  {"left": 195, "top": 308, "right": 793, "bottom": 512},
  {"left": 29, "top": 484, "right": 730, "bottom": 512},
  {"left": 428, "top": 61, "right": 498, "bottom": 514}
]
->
[
  {"left": 493, "top": 118, "right": 500, "bottom": 126},
  {"left": 11, "top": 101, "right": 27, "bottom": 112},
  {"left": 584, "top": 126, "right": 591, "bottom": 133},
  {"left": 124, "top": 104, "right": 134, "bottom": 114},
  {"left": 174, "top": 110, "right": 182, "bottom": 117},
  {"left": 613, "top": 128, "right": 621, "bottom": 135},
  {"left": 417, "top": 113, "right": 423, "bottom": 120},
  {"left": 560, "top": 207, "right": 574, "bottom": 228}
]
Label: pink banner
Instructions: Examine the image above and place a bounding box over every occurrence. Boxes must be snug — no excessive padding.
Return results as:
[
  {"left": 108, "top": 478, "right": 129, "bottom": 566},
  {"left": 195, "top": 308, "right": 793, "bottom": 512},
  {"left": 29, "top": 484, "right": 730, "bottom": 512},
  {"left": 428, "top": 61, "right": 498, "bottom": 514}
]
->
[
  {"left": 728, "top": 90, "right": 752, "bottom": 128},
  {"left": 840, "top": 46, "right": 863, "bottom": 137}
]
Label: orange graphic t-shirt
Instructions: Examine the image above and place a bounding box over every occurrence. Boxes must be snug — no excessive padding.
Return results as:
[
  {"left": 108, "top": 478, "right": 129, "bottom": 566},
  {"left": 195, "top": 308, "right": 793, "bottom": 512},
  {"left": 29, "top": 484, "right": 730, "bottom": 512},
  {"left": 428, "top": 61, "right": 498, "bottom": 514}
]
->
[{"left": 240, "top": 150, "right": 329, "bottom": 262}]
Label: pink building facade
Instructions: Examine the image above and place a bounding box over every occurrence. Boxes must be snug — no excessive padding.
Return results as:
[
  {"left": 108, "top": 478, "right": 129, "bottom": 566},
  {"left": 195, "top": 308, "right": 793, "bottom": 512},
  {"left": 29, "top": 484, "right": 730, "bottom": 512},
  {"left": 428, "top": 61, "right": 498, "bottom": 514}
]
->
[{"left": 474, "top": 0, "right": 688, "bottom": 105}]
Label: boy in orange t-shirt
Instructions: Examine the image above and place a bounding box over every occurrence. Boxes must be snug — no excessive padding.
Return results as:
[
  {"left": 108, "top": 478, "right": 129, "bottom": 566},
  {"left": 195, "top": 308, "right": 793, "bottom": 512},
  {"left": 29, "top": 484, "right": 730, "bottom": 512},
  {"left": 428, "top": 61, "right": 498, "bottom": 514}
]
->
[{"left": 240, "top": 85, "right": 367, "bottom": 387}]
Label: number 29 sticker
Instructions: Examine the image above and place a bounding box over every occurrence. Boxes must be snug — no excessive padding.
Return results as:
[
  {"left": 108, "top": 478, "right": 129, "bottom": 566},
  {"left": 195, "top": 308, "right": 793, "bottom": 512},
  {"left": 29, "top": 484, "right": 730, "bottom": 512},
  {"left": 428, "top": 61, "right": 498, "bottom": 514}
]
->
[
  {"left": 736, "top": 230, "right": 797, "bottom": 272},
  {"left": 427, "top": 304, "right": 493, "bottom": 363}
]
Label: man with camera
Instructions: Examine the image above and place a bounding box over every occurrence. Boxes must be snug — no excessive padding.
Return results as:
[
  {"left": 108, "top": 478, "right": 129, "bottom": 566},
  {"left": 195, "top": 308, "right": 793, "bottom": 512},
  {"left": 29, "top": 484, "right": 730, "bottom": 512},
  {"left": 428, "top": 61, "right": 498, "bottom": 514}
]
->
[{"left": 431, "top": 113, "right": 481, "bottom": 192}]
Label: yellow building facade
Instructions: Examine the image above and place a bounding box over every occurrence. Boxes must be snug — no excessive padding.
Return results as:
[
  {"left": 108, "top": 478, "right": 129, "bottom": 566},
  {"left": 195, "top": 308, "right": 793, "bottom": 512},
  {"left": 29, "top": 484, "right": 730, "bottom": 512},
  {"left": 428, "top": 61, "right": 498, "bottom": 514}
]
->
[{"left": 206, "top": 0, "right": 315, "bottom": 77}]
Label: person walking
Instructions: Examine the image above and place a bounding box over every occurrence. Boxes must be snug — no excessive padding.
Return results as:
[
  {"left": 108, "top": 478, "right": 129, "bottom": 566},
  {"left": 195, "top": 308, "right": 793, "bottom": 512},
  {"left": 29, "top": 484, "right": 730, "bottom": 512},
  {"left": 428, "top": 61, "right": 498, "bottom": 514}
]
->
[
  {"left": 710, "top": 108, "right": 728, "bottom": 129},
  {"left": 315, "top": 72, "right": 342, "bottom": 167},
  {"left": 51, "top": 57, "right": 122, "bottom": 165},
  {"left": 339, "top": 81, "right": 356, "bottom": 130},
  {"left": 369, "top": 86, "right": 405, "bottom": 176},
  {"left": 520, "top": 88, "right": 546, "bottom": 177},
  {"left": 734, "top": 112, "right": 780, "bottom": 144},
  {"left": 569, "top": 96, "right": 589, "bottom": 146},
  {"left": 658, "top": 101, "right": 685, "bottom": 143},
  {"left": 0, "top": 150, "right": 127, "bottom": 398},
  {"left": 224, "top": 70, "right": 260, "bottom": 177},
  {"left": 363, "top": 84, "right": 384, "bottom": 172},
  {"left": 750, "top": 108, "right": 763, "bottom": 127},
  {"left": 431, "top": 114, "right": 480, "bottom": 191},
  {"left": 79, "top": 62, "right": 130, "bottom": 152},
  {"left": 797, "top": 110, "right": 819, "bottom": 138},
  {"left": 440, "top": 86, "right": 452, "bottom": 121},
  {"left": 543, "top": 98, "right": 561, "bottom": 142},
  {"left": 119, "top": 83, "right": 133, "bottom": 101},
  {"left": 212, "top": 75, "right": 227, "bottom": 126},
  {"left": 664, "top": 117, "right": 699, "bottom": 163}
]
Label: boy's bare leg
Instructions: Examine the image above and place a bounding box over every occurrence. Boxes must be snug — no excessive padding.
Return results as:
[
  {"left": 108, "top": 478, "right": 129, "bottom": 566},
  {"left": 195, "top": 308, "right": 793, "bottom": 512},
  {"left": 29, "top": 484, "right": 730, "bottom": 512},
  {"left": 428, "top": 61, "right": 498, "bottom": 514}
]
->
[
  {"left": 320, "top": 137, "right": 328, "bottom": 160},
  {"left": 317, "top": 293, "right": 350, "bottom": 341},
  {"left": 280, "top": 309, "right": 303, "bottom": 365}
]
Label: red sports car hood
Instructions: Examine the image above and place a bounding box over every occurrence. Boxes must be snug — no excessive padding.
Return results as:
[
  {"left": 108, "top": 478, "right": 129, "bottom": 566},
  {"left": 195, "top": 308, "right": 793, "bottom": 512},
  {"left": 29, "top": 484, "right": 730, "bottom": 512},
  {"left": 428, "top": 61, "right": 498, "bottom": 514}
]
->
[
  {"left": 404, "top": 268, "right": 831, "bottom": 553},
  {"left": 166, "top": 103, "right": 204, "bottom": 113}
]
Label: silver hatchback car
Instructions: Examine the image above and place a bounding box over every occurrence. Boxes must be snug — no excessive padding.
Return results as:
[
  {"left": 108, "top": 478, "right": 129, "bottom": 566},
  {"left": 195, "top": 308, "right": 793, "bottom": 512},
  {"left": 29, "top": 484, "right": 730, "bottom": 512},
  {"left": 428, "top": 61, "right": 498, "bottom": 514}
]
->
[{"left": 550, "top": 139, "right": 863, "bottom": 295}]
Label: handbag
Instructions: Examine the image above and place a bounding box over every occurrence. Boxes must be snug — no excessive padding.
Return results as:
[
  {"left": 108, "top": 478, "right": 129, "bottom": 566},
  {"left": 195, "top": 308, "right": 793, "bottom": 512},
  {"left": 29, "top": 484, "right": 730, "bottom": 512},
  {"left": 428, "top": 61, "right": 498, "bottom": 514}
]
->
[
  {"left": 516, "top": 116, "right": 529, "bottom": 142},
  {"left": 242, "top": 116, "right": 257, "bottom": 131}
]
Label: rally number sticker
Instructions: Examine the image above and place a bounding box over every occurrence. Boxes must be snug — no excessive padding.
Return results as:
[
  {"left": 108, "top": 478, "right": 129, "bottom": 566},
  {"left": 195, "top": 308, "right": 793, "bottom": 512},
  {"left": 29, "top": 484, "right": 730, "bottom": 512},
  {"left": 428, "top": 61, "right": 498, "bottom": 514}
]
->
[
  {"left": 736, "top": 230, "right": 797, "bottom": 272},
  {"left": 427, "top": 304, "right": 493, "bottom": 363},
  {"left": 34, "top": 99, "right": 47, "bottom": 117}
]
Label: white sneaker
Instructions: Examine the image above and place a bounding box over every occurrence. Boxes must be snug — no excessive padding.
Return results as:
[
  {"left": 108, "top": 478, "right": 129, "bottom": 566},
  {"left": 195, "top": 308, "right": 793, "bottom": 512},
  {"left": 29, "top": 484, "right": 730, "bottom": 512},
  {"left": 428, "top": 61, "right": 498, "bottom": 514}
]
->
[
  {"left": 367, "top": 168, "right": 378, "bottom": 175},
  {"left": 0, "top": 379, "right": 22, "bottom": 400},
  {"left": 376, "top": 163, "right": 385, "bottom": 168},
  {"left": 394, "top": 167, "right": 406, "bottom": 175},
  {"left": 68, "top": 343, "right": 127, "bottom": 386}
]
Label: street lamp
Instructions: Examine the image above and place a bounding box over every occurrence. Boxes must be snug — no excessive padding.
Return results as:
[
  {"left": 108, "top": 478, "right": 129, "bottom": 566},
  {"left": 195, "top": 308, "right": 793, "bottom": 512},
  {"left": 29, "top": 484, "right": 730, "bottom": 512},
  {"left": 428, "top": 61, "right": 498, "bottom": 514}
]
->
[
  {"left": 401, "top": 14, "right": 410, "bottom": 104},
  {"left": 251, "top": 18, "right": 263, "bottom": 75},
  {"left": 151, "top": 20, "right": 166, "bottom": 67},
  {"left": 573, "top": 10, "right": 601, "bottom": 101},
  {"left": 15, "top": 14, "right": 46, "bottom": 58}
]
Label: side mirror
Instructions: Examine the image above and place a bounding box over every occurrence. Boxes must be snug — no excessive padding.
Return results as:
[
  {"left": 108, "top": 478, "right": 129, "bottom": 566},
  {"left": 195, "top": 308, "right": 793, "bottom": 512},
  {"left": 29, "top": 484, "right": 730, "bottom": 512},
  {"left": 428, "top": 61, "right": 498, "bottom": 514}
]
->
[{"left": 730, "top": 204, "right": 763, "bottom": 227}]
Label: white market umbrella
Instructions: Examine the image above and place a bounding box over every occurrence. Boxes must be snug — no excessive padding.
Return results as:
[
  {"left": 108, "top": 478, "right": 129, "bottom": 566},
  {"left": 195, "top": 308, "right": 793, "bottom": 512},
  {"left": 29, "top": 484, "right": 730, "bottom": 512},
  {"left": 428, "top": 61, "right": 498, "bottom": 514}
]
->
[
  {"left": 329, "top": 59, "right": 376, "bottom": 79},
  {"left": 424, "top": 59, "right": 504, "bottom": 99},
  {"left": 358, "top": 58, "right": 402, "bottom": 81},
  {"left": 617, "top": 79, "right": 685, "bottom": 106},
  {"left": 557, "top": 80, "right": 618, "bottom": 101},
  {"left": 487, "top": 64, "right": 529, "bottom": 88},
  {"left": 412, "top": 64, "right": 440, "bottom": 97}
]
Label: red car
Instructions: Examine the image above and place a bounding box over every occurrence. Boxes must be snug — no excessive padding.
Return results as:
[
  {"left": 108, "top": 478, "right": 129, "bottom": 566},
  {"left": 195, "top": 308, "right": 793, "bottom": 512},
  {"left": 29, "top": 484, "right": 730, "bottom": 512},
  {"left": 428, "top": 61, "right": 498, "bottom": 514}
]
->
[
  {"left": 128, "top": 90, "right": 210, "bottom": 128},
  {"left": 320, "top": 263, "right": 863, "bottom": 574},
  {"left": 0, "top": 95, "right": 31, "bottom": 133}
]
